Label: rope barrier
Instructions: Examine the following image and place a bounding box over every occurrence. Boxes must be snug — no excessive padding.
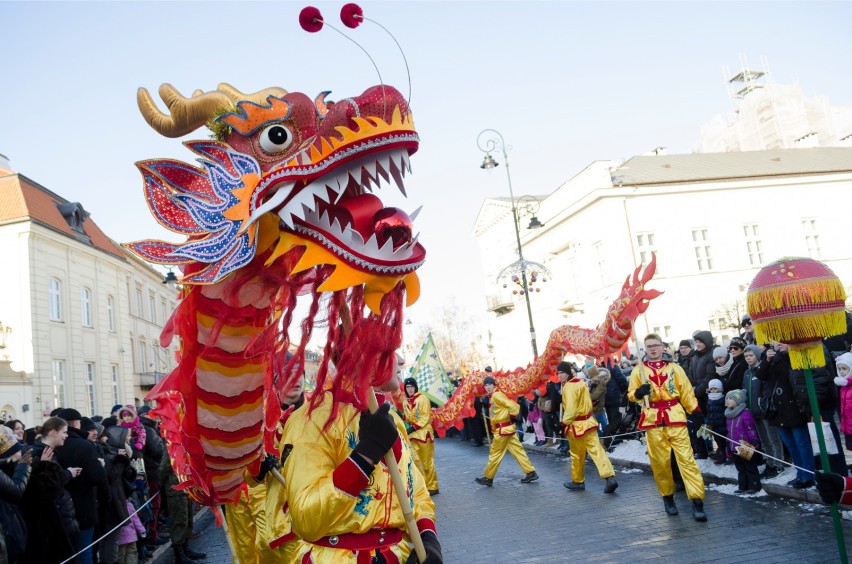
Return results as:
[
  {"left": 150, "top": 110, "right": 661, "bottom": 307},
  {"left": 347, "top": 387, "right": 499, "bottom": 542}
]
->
[{"left": 60, "top": 490, "right": 160, "bottom": 564}]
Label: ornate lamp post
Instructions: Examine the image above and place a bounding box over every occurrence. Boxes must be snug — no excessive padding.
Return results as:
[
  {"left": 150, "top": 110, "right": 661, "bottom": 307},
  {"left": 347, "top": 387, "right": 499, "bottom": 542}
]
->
[{"left": 477, "top": 129, "right": 549, "bottom": 358}]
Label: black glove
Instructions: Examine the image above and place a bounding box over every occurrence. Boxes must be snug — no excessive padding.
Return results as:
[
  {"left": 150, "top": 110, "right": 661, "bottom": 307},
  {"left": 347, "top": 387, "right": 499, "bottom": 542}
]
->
[
  {"left": 353, "top": 403, "right": 399, "bottom": 464},
  {"left": 690, "top": 409, "right": 704, "bottom": 428},
  {"left": 254, "top": 454, "right": 279, "bottom": 482},
  {"left": 405, "top": 531, "right": 443, "bottom": 564},
  {"left": 405, "top": 423, "right": 416, "bottom": 435},
  {"left": 633, "top": 383, "right": 652, "bottom": 399},
  {"left": 509, "top": 414, "right": 517, "bottom": 423},
  {"left": 815, "top": 471, "right": 844, "bottom": 504}
]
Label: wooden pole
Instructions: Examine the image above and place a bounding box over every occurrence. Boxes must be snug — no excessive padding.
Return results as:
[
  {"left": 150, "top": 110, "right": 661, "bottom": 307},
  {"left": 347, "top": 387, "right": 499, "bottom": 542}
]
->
[
  {"left": 629, "top": 320, "right": 649, "bottom": 409},
  {"left": 217, "top": 505, "right": 241, "bottom": 564},
  {"left": 804, "top": 367, "right": 848, "bottom": 564},
  {"left": 481, "top": 403, "right": 492, "bottom": 446},
  {"left": 368, "top": 389, "right": 428, "bottom": 563}
]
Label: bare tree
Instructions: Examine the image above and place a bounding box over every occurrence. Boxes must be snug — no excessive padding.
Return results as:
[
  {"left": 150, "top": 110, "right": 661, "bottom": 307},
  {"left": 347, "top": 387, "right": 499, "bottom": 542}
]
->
[
  {"left": 408, "top": 298, "right": 488, "bottom": 376},
  {"left": 711, "top": 297, "right": 749, "bottom": 331}
]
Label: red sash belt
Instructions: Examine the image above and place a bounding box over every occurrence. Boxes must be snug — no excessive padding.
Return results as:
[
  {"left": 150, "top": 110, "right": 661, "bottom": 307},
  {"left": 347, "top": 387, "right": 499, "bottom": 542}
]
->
[
  {"left": 574, "top": 413, "right": 592, "bottom": 421},
  {"left": 310, "top": 528, "right": 404, "bottom": 551},
  {"left": 494, "top": 421, "right": 513, "bottom": 429},
  {"left": 650, "top": 400, "right": 678, "bottom": 409}
]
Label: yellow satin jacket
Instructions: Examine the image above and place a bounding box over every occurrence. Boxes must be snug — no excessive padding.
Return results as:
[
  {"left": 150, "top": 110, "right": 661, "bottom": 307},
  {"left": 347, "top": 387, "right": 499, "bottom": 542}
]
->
[
  {"left": 403, "top": 393, "right": 434, "bottom": 443},
  {"left": 628, "top": 361, "right": 698, "bottom": 430},
  {"left": 283, "top": 391, "right": 436, "bottom": 560},
  {"left": 561, "top": 378, "right": 599, "bottom": 438},
  {"left": 489, "top": 389, "right": 519, "bottom": 436}
]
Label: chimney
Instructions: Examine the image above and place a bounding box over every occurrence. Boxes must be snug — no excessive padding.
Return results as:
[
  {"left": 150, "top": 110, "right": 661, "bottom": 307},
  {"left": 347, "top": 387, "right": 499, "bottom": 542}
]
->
[
  {"left": 653, "top": 147, "right": 667, "bottom": 156},
  {"left": 0, "top": 153, "right": 11, "bottom": 172}
]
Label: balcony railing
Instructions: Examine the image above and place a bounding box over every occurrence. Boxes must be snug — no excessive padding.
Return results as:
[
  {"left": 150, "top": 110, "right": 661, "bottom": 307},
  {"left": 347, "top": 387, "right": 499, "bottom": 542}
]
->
[
  {"left": 486, "top": 294, "right": 515, "bottom": 316},
  {"left": 139, "top": 371, "right": 167, "bottom": 388}
]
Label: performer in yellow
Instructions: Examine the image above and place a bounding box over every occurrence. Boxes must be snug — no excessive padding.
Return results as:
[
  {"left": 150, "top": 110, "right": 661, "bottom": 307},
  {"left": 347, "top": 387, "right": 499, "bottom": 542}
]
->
[
  {"left": 403, "top": 377, "right": 440, "bottom": 495},
  {"left": 628, "top": 333, "right": 707, "bottom": 521},
  {"left": 475, "top": 375, "right": 539, "bottom": 486},
  {"left": 283, "top": 354, "right": 442, "bottom": 563},
  {"left": 559, "top": 361, "right": 619, "bottom": 493}
]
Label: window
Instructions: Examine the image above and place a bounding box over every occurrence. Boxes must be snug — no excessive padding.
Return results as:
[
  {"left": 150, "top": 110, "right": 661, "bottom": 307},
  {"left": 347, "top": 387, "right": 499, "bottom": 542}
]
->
[
  {"left": 652, "top": 325, "right": 672, "bottom": 343},
  {"left": 636, "top": 232, "right": 656, "bottom": 266},
  {"left": 593, "top": 241, "right": 606, "bottom": 286},
  {"left": 151, "top": 344, "right": 160, "bottom": 373},
  {"left": 52, "top": 360, "right": 66, "bottom": 408},
  {"left": 135, "top": 286, "right": 144, "bottom": 318},
  {"left": 49, "top": 278, "right": 63, "bottom": 321},
  {"left": 691, "top": 228, "right": 713, "bottom": 271},
  {"left": 107, "top": 295, "right": 116, "bottom": 331},
  {"left": 161, "top": 300, "right": 168, "bottom": 326},
  {"left": 148, "top": 292, "right": 156, "bottom": 322},
  {"left": 137, "top": 338, "right": 148, "bottom": 373},
  {"left": 81, "top": 287, "right": 93, "bottom": 327},
  {"left": 708, "top": 317, "right": 732, "bottom": 345},
  {"left": 111, "top": 365, "right": 120, "bottom": 405},
  {"left": 85, "top": 363, "right": 96, "bottom": 415},
  {"left": 802, "top": 218, "right": 821, "bottom": 259},
  {"left": 742, "top": 223, "right": 764, "bottom": 266}
]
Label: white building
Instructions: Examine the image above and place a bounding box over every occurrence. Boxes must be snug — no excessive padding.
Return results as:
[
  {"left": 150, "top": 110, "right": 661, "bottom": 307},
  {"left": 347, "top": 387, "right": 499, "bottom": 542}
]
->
[
  {"left": 474, "top": 147, "right": 852, "bottom": 369},
  {"left": 697, "top": 68, "right": 852, "bottom": 153},
  {"left": 0, "top": 156, "right": 177, "bottom": 426}
]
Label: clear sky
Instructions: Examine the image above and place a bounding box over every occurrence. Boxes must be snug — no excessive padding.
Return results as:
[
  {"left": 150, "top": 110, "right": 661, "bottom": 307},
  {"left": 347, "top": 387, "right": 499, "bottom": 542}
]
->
[{"left": 2, "top": 1, "right": 851, "bottom": 326}]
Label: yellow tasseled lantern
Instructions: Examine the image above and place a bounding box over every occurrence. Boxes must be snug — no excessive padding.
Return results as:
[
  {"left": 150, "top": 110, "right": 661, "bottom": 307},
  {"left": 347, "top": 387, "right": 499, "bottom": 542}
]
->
[{"left": 747, "top": 257, "right": 847, "bottom": 369}]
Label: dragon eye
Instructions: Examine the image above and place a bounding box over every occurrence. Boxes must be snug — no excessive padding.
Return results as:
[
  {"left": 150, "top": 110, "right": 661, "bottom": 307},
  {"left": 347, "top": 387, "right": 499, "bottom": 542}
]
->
[{"left": 259, "top": 123, "right": 294, "bottom": 154}]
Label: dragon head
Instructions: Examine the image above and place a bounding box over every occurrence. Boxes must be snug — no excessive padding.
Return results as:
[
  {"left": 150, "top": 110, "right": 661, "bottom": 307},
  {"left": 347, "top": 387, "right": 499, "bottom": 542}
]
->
[{"left": 126, "top": 83, "right": 423, "bottom": 311}]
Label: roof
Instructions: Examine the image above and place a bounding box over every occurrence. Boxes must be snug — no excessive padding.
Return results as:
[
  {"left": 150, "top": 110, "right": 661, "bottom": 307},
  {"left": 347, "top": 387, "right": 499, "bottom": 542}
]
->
[
  {"left": 0, "top": 172, "right": 126, "bottom": 260},
  {"left": 611, "top": 147, "right": 852, "bottom": 186}
]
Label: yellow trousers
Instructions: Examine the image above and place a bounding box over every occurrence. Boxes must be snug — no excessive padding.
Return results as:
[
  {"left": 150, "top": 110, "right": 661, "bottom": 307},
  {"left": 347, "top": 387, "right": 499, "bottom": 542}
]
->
[
  {"left": 646, "top": 425, "right": 705, "bottom": 500},
  {"left": 484, "top": 433, "right": 535, "bottom": 479},
  {"left": 567, "top": 431, "right": 614, "bottom": 483},
  {"left": 411, "top": 440, "right": 439, "bottom": 491}
]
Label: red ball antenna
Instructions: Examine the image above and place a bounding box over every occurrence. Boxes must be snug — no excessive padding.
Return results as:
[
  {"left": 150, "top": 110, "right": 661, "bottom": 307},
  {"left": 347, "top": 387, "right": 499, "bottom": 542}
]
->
[
  {"left": 299, "top": 6, "right": 324, "bottom": 33},
  {"left": 340, "top": 3, "right": 364, "bottom": 29}
]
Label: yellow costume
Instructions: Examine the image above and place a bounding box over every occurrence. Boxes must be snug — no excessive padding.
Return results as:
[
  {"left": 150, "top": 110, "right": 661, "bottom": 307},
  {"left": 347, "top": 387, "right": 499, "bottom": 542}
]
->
[
  {"left": 561, "top": 377, "right": 615, "bottom": 484},
  {"left": 283, "top": 391, "right": 437, "bottom": 563},
  {"left": 628, "top": 360, "right": 705, "bottom": 500},
  {"left": 482, "top": 389, "right": 536, "bottom": 479},
  {"left": 223, "top": 476, "right": 280, "bottom": 563},
  {"left": 403, "top": 391, "right": 439, "bottom": 492}
]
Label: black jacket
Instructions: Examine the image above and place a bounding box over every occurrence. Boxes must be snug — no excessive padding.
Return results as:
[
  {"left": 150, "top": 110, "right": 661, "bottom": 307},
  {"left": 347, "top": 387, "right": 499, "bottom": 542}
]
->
[
  {"left": 790, "top": 348, "right": 837, "bottom": 416},
  {"left": 0, "top": 460, "right": 30, "bottom": 503},
  {"left": 54, "top": 427, "right": 107, "bottom": 530},
  {"left": 689, "top": 346, "right": 716, "bottom": 407},
  {"left": 604, "top": 365, "right": 628, "bottom": 408},
  {"left": 724, "top": 354, "right": 747, "bottom": 393},
  {"left": 22, "top": 460, "right": 77, "bottom": 563},
  {"left": 140, "top": 416, "right": 164, "bottom": 484},
  {"left": 756, "top": 351, "right": 807, "bottom": 428}
]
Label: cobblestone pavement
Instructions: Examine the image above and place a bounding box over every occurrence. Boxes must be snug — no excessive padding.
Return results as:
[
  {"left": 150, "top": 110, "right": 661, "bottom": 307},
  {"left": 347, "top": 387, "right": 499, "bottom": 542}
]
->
[{"left": 158, "top": 438, "right": 852, "bottom": 563}]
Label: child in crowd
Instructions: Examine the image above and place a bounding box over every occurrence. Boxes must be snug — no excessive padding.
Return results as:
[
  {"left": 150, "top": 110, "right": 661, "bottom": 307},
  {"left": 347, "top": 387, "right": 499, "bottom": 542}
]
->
[
  {"left": 834, "top": 352, "right": 852, "bottom": 452},
  {"left": 119, "top": 405, "right": 146, "bottom": 455},
  {"left": 705, "top": 378, "right": 731, "bottom": 465},
  {"left": 725, "top": 389, "right": 762, "bottom": 494},
  {"left": 528, "top": 391, "right": 546, "bottom": 446},
  {"left": 118, "top": 487, "right": 147, "bottom": 563}
]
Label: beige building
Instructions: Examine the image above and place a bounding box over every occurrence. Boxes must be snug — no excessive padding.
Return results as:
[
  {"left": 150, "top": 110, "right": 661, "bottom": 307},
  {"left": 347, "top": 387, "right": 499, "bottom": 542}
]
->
[
  {"left": 0, "top": 156, "right": 177, "bottom": 426},
  {"left": 474, "top": 147, "right": 852, "bottom": 369}
]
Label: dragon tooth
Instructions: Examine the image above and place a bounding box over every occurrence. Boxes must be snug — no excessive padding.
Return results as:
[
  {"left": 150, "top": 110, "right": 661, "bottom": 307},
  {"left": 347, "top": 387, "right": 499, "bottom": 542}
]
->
[
  {"left": 400, "top": 151, "right": 411, "bottom": 174},
  {"left": 409, "top": 205, "right": 422, "bottom": 222},
  {"left": 375, "top": 156, "right": 391, "bottom": 183},
  {"left": 363, "top": 233, "right": 381, "bottom": 254},
  {"left": 278, "top": 208, "right": 295, "bottom": 229},
  {"left": 363, "top": 160, "right": 378, "bottom": 183},
  {"left": 244, "top": 182, "right": 294, "bottom": 228},
  {"left": 389, "top": 162, "right": 407, "bottom": 197},
  {"left": 345, "top": 226, "right": 365, "bottom": 247},
  {"left": 376, "top": 236, "right": 396, "bottom": 259}
]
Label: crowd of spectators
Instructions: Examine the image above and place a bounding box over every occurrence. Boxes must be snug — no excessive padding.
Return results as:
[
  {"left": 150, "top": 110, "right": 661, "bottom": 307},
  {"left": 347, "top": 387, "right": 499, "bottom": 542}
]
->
[{"left": 0, "top": 403, "right": 206, "bottom": 564}]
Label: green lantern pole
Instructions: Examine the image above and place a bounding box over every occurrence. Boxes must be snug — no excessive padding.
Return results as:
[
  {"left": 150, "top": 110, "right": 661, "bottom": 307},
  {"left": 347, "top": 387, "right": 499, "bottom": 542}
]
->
[{"left": 803, "top": 366, "right": 848, "bottom": 564}]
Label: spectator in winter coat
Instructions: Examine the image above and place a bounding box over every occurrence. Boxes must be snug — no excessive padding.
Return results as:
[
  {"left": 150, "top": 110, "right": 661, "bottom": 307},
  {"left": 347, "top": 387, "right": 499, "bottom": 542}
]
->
[
  {"left": 740, "top": 315, "right": 756, "bottom": 345},
  {"left": 0, "top": 430, "right": 32, "bottom": 564},
  {"left": 725, "top": 389, "right": 762, "bottom": 494},
  {"left": 789, "top": 346, "right": 847, "bottom": 476},
  {"left": 757, "top": 344, "right": 814, "bottom": 488},
  {"left": 55, "top": 408, "right": 108, "bottom": 564},
  {"left": 689, "top": 330, "right": 716, "bottom": 458},
  {"left": 137, "top": 407, "right": 166, "bottom": 549},
  {"left": 724, "top": 337, "right": 748, "bottom": 392},
  {"left": 543, "top": 380, "right": 562, "bottom": 447},
  {"left": 22, "top": 417, "right": 79, "bottom": 563},
  {"left": 118, "top": 497, "right": 146, "bottom": 564},
  {"left": 741, "top": 345, "right": 784, "bottom": 479},
  {"left": 4, "top": 420, "right": 25, "bottom": 442},
  {"left": 713, "top": 347, "right": 733, "bottom": 380},
  {"left": 118, "top": 405, "right": 146, "bottom": 458},
  {"left": 602, "top": 363, "right": 629, "bottom": 448},
  {"left": 587, "top": 365, "right": 611, "bottom": 437},
  {"left": 835, "top": 352, "right": 852, "bottom": 453},
  {"left": 705, "top": 379, "right": 731, "bottom": 465},
  {"left": 676, "top": 340, "right": 695, "bottom": 375}
]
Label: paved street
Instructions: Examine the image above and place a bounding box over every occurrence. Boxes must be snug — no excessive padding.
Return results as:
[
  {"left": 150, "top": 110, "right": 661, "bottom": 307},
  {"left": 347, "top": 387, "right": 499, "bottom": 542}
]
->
[{"left": 159, "top": 438, "right": 852, "bottom": 563}]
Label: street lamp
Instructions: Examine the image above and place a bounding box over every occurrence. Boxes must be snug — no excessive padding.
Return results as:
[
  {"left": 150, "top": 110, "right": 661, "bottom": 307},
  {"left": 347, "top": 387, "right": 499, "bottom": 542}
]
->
[{"left": 477, "top": 129, "right": 548, "bottom": 358}]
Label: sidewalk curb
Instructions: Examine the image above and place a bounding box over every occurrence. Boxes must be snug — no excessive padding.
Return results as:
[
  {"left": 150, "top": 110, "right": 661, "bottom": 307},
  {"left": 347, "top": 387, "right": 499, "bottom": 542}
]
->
[
  {"left": 521, "top": 440, "right": 849, "bottom": 508},
  {"left": 151, "top": 506, "right": 211, "bottom": 564}
]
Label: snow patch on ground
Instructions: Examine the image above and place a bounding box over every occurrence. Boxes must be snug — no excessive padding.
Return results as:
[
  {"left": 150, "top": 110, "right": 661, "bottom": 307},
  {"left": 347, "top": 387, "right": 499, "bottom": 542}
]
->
[
  {"left": 707, "top": 482, "right": 768, "bottom": 497},
  {"left": 617, "top": 468, "right": 643, "bottom": 475}
]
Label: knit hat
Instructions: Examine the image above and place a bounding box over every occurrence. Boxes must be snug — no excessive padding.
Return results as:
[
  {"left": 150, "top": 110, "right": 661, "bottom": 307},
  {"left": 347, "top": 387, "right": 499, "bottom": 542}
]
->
[
  {"left": 712, "top": 346, "right": 728, "bottom": 360},
  {"left": 118, "top": 404, "right": 137, "bottom": 419},
  {"left": 744, "top": 344, "right": 762, "bottom": 359},
  {"left": 556, "top": 361, "right": 573, "bottom": 375},
  {"left": 483, "top": 376, "right": 496, "bottom": 386},
  {"left": 728, "top": 337, "right": 747, "bottom": 350},
  {"left": 403, "top": 377, "right": 418, "bottom": 392},
  {"left": 726, "top": 389, "right": 747, "bottom": 405},
  {"left": 484, "top": 366, "right": 493, "bottom": 373},
  {"left": 679, "top": 339, "right": 693, "bottom": 348},
  {"left": 741, "top": 315, "right": 752, "bottom": 328},
  {"left": 835, "top": 352, "right": 852, "bottom": 372},
  {"left": 111, "top": 404, "right": 124, "bottom": 415},
  {"left": 56, "top": 408, "right": 82, "bottom": 422},
  {"left": 708, "top": 378, "right": 723, "bottom": 391},
  {"left": 586, "top": 365, "right": 599, "bottom": 378},
  {"left": 79, "top": 417, "right": 97, "bottom": 433},
  {"left": 0, "top": 430, "right": 22, "bottom": 459},
  {"left": 137, "top": 406, "right": 153, "bottom": 416}
]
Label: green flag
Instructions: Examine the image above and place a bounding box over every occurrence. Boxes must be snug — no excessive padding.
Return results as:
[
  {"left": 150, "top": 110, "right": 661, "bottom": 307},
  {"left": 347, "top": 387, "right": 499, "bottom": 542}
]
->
[{"left": 409, "top": 333, "right": 453, "bottom": 406}]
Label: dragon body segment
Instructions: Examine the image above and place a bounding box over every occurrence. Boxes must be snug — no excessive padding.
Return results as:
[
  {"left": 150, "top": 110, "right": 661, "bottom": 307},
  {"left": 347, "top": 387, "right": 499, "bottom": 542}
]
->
[
  {"left": 431, "top": 257, "right": 661, "bottom": 436},
  {"left": 127, "top": 83, "right": 423, "bottom": 504}
]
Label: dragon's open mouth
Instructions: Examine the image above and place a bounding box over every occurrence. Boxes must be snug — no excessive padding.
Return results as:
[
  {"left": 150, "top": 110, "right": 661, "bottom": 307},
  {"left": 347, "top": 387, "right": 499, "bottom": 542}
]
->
[{"left": 257, "top": 141, "right": 424, "bottom": 275}]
